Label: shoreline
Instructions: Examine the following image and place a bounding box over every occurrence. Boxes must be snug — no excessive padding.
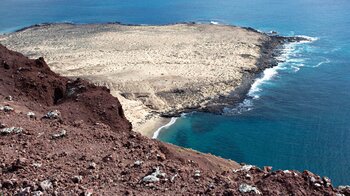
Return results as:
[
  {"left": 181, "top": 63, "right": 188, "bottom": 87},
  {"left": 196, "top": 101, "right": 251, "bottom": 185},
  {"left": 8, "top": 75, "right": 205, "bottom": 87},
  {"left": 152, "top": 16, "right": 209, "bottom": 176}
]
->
[
  {"left": 1, "top": 39, "right": 346, "bottom": 195},
  {"left": 0, "top": 23, "right": 309, "bottom": 138},
  {"left": 136, "top": 116, "right": 172, "bottom": 138},
  {"left": 152, "top": 117, "right": 178, "bottom": 139},
  {"left": 151, "top": 36, "right": 313, "bottom": 137}
]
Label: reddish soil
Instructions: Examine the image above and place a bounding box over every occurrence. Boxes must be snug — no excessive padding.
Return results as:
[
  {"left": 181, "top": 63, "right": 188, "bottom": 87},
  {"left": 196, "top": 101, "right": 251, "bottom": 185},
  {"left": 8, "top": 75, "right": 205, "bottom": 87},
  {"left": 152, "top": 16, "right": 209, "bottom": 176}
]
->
[{"left": 0, "top": 44, "right": 349, "bottom": 195}]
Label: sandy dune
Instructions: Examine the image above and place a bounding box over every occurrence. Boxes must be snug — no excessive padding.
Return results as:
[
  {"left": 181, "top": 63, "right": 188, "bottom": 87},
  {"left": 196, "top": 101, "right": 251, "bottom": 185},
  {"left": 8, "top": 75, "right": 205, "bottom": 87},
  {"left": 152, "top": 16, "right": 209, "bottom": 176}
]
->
[{"left": 1, "top": 23, "right": 269, "bottom": 136}]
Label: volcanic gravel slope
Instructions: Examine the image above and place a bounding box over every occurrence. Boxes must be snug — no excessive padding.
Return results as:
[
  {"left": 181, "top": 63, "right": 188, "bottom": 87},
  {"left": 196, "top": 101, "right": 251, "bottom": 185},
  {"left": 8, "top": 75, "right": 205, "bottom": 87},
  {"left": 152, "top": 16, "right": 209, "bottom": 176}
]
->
[{"left": 0, "top": 44, "right": 349, "bottom": 195}]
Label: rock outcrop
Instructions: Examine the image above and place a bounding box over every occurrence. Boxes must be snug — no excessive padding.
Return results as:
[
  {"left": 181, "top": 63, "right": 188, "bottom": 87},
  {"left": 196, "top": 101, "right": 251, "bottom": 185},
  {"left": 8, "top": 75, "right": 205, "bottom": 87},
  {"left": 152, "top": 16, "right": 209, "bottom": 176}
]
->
[{"left": 0, "top": 44, "right": 348, "bottom": 195}]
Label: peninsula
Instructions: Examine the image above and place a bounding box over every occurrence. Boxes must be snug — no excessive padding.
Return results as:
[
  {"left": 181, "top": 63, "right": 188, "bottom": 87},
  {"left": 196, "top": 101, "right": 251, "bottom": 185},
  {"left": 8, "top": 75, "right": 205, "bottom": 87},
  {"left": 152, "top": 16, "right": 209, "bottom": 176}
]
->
[{"left": 0, "top": 23, "right": 288, "bottom": 137}]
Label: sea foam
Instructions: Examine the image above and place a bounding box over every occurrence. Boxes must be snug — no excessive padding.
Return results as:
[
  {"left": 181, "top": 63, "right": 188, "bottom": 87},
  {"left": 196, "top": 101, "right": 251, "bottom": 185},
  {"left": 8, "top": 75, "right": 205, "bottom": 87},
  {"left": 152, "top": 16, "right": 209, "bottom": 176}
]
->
[
  {"left": 296, "top": 35, "right": 319, "bottom": 43},
  {"left": 223, "top": 36, "right": 318, "bottom": 115},
  {"left": 313, "top": 57, "right": 330, "bottom": 68},
  {"left": 152, "top": 117, "right": 178, "bottom": 139}
]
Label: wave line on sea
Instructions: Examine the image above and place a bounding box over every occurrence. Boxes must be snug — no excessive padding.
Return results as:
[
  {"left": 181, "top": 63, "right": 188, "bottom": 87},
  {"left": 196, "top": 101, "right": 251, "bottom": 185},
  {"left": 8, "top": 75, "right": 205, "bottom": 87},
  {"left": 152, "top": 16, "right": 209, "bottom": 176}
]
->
[
  {"left": 152, "top": 117, "right": 178, "bottom": 139},
  {"left": 223, "top": 36, "right": 318, "bottom": 115}
]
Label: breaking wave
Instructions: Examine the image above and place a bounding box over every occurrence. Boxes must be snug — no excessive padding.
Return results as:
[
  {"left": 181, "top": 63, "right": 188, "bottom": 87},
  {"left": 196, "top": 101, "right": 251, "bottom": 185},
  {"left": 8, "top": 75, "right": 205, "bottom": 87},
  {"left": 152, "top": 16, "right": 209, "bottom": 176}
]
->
[
  {"left": 152, "top": 117, "right": 178, "bottom": 139},
  {"left": 223, "top": 36, "right": 318, "bottom": 115},
  {"left": 313, "top": 57, "right": 330, "bottom": 68}
]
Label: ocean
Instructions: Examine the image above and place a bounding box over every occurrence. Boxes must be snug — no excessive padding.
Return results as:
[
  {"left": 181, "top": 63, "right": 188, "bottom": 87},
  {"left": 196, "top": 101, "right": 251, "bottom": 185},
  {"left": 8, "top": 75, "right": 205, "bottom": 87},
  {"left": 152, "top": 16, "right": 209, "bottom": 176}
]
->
[{"left": 1, "top": 0, "right": 349, "bottom": 185}]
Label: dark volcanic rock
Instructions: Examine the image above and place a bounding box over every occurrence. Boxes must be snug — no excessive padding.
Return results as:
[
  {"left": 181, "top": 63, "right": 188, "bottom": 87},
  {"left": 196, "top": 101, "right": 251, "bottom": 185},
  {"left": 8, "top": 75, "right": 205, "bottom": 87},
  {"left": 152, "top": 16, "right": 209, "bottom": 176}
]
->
[
  {"left": 0, "top": 44, "right": 131, "bottom": 131},
  {"left": 0, "top": 44, "right": 345, "bottom": 195}
]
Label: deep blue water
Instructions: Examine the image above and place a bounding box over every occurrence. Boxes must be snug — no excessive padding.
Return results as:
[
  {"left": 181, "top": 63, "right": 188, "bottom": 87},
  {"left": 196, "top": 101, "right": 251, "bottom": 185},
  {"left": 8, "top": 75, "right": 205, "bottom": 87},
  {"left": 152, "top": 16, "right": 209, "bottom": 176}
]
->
[{"left": 1, "top": 0, "right": 350, "bottom": 185}]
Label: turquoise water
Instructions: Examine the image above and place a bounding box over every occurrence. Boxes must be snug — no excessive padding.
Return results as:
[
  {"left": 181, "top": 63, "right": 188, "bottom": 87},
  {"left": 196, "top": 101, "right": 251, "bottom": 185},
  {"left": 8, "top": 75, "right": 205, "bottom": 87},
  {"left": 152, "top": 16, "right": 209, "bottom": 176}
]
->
[{"left": 1, "top": 0, "right": 350, "bottom": 185}]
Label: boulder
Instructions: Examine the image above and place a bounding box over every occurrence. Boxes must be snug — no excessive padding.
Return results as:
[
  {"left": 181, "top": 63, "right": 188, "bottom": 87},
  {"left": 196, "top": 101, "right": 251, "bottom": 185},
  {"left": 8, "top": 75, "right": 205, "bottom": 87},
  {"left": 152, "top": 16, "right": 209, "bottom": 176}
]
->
[
  {"left": 51, "top": 129, "right": 67, "bottom": 139},
  {"left": 0, "top": 105, "right": 14, "bottom": 112},
  {"left": 39, "top": 180, "right": 53, "bottom": 191},
  {"left": 0, "top": 127, "right": 23, "bottom": 135},
  {"left": 239, "top": 183, "right": 262, "bottom": 195},
  {"left": 43, "top": 110, "right": 61, "bottom": 119},
  {"left": 142, "top": 167, "right": 166, "bottom": 183},
  {"left": 27, "top": 112, "right": 36, "bottom": 119}
]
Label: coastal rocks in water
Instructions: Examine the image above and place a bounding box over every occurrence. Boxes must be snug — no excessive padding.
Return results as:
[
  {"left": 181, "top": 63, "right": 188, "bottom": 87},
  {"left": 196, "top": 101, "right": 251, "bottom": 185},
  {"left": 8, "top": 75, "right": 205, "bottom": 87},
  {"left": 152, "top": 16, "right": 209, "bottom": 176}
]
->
[
  {"left": 43, "top": 110, "right": 61, "bottom": 119},
  {"left": 239, "top": 183, "right": 262, "bottom": 195},
  {"left": 268, "top": 30, "right": 278, "bottom": 35},
  {"left": 287, "top": 36, "right": 313, "bottom": 42},
  {"left": 0, "top": 127, "right": 23, "bottom": 135},
  {"left": 142, "top": 167, "right": 166, "bottom": 183}
]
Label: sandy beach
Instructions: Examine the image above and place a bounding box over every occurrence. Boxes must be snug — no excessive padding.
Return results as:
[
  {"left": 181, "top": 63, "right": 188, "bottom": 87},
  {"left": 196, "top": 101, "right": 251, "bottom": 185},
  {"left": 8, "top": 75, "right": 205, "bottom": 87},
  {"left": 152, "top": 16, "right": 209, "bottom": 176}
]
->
[{"left": 0, "top": 23, "right": 276, "bottom": 136}]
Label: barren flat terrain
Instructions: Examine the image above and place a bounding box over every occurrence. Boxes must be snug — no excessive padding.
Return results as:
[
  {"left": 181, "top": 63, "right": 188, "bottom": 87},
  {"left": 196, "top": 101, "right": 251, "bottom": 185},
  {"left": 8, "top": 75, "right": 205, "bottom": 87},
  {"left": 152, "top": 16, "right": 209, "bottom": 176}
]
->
[{"left": 1, "top": 23, "right": 270, "bottom": 135}]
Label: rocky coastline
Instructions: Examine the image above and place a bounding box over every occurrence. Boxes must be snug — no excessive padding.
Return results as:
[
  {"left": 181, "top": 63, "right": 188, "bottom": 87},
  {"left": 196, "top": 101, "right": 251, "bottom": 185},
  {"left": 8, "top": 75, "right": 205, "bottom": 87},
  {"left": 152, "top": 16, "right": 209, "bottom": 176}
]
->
[
  {"left": 161, "top": 33, "right": 309, "bottom": 117},
  {"left": 0, "top": 23, "right": 311, "bottom": 137},
  {"left": 1, "top": 44, "right": 349, "bottom": 195}
]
